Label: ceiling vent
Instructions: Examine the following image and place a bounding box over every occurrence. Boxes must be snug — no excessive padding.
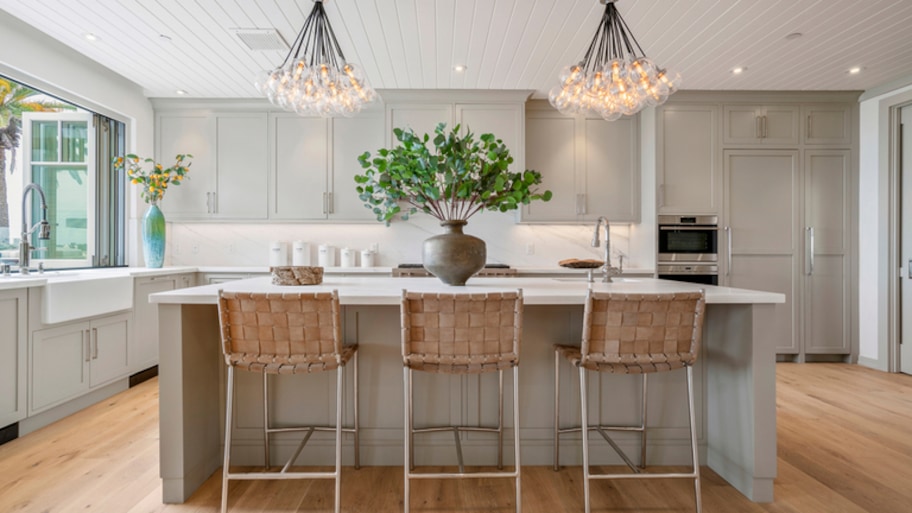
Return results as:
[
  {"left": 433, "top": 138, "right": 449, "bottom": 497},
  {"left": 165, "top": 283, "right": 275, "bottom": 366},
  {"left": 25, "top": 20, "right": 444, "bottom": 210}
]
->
[{"left": 232, "top": 28, "right": 289, "bottom": 51}]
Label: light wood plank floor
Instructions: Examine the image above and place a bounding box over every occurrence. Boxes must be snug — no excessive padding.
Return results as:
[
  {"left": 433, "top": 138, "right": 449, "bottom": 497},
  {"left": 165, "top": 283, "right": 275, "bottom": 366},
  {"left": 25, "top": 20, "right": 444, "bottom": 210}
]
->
[{"left": 1, "top": 363, "right": 910, "bottom": 512}]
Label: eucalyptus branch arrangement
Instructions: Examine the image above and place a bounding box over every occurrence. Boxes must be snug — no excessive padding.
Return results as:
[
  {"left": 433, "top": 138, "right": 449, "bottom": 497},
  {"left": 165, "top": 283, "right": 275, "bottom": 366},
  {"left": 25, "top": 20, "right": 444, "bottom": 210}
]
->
[{"left": 355, "top": 123, "right": 551, "bottom": 225}]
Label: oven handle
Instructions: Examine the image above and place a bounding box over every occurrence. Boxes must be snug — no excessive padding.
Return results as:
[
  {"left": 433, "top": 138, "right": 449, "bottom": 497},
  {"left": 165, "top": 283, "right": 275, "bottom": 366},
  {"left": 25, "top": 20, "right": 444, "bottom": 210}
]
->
[
  {"left": 658, "top": 226, "right": 720, "bottom": 231},
  {"left": 725, "top": 226, "right": 732, "bottom": 276}
]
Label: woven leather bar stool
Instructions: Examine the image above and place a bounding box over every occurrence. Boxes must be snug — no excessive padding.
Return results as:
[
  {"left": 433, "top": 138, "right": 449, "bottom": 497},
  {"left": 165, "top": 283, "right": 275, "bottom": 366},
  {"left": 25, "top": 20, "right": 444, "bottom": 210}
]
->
[
  {"left": 400, "top": 290, "right": 523, "bottom": 513},
  {"left": 217, "top": 290, "right": 359, "bottom": 513},
  {"left": 553, "top": 291, "right": 706, "bottom": 513}
]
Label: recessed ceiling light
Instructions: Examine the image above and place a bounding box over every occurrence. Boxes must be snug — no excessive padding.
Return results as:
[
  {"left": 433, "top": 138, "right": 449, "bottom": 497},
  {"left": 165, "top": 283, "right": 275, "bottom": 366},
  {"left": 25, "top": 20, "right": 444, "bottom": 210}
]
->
[
  {"left": 175, "top": 89, "right": 188, "bottom": 96},
  {"left": 848, "top": 67, "right": 863, "bottom": 74},
  {"left": 785, "top": 32, "right": 803, "bottom": 41},
  {"left": 732, "top": 67, "right": 747, "bottom": 75},
  {"left": 84, "top": 33, "right": 98, "bottom": 42},
  {"left": 453, "top": 64, "right": 467, "bottom": 73}
]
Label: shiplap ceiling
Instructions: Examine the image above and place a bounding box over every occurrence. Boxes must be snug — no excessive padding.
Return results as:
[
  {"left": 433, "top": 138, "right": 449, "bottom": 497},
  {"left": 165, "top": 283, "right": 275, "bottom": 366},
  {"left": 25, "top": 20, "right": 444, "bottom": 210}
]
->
[{"left": 2, "top": 0, "right": 912, "bottom": 98}]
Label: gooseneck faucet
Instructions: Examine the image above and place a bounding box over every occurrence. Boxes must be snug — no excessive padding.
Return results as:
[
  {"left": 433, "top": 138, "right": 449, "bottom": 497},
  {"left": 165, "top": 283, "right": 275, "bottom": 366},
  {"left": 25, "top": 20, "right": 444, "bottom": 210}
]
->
[
  {"left": 592, "top": 216, "right": 621, "bottom": 283},
  {"left": 20, "top": 183, "right": 51, "bottom": 275}
]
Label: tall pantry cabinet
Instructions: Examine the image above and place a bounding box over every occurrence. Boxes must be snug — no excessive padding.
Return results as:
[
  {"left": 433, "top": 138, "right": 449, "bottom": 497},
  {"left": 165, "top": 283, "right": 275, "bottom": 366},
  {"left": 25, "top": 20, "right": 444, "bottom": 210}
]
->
[{"left": 657, "top": 92, "right": 857, "bottom": 360}]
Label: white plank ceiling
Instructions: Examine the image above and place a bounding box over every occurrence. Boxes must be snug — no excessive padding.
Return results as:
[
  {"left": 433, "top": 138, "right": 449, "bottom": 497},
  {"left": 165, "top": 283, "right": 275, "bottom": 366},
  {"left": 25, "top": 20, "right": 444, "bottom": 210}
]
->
[{"left": 2, "top": 0, "right": 912, "bottom": 98}]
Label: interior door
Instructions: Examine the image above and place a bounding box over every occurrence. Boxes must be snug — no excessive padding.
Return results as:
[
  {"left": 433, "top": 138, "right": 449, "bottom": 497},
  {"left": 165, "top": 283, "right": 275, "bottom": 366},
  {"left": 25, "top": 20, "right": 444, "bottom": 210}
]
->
[{"left": 901, "top": 106, "right": 912, "bottom": 374}]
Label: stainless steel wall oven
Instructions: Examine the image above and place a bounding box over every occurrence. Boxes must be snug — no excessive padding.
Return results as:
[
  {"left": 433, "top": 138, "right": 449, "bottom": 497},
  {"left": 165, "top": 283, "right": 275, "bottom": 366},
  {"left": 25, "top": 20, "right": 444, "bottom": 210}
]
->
[{"left": 657, "top": 215, "right": 719, "bottom": 285}]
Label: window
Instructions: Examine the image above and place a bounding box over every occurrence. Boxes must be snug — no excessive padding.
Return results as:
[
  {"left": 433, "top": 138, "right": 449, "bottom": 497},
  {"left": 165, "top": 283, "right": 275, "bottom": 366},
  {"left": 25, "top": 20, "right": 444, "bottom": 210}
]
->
[{"left": 0, "top": 75, "right": 125, "bottom": 269}]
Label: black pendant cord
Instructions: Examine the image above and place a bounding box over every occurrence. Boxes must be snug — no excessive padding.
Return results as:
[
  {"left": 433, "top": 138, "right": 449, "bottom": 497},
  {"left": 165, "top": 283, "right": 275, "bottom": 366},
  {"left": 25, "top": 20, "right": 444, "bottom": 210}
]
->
[
  {"left": 580, "top": 2, "right": 649, "bottom": 75},
  {"left": 279, "top": 0, "right": 348, "bottom": 70}
]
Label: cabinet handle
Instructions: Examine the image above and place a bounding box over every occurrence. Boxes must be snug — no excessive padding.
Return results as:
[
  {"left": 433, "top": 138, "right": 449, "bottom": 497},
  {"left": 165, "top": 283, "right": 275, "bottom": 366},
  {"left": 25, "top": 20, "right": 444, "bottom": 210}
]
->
[
  {"left": 92, "top": 328, "right": 99, "bottom": 359},
  {"left": 212, "top": 192, "right": 218, "bottom": 214},
  {"left": 807, "top": 227, "right": 815, "bottom": 276},
  {"left": 756, "top": 116, "right": 762, "bottom": 139},
  {"left": 576, "top": 194, "right": 587, "bottom": 215},
  {"left": 328, "top": 192, "right": 334, "bottom": 214},
  {"left": 206, "top": 192, "right": 211, "bottom": 214},
  {"left": 658, "top": 184, "right": 665, "bottom": 208},
  {"left": 725, "top": 226, "right": 732, "bottom": 276},
  {"left": 807, "top": 114, "right": 812, "bottom": 139},
  {"left": 84, "top": 330, "right": 91, "bottom": 362},
  {"left": 762, "top": 115, "right": 768, "bottom": 138}
]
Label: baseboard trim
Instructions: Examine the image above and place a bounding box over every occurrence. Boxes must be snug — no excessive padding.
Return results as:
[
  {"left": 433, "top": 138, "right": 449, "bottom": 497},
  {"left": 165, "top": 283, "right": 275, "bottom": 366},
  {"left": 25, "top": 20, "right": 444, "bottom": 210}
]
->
[{"left": 130, "top": 366, "right": 159, "bottom": 387}]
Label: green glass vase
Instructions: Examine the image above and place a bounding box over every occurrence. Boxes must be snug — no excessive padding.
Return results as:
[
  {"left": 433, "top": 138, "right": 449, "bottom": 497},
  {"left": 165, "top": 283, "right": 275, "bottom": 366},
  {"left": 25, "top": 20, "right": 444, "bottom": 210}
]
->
[{"left": 142, "top": 202, "right": 165, "bottom": 268}]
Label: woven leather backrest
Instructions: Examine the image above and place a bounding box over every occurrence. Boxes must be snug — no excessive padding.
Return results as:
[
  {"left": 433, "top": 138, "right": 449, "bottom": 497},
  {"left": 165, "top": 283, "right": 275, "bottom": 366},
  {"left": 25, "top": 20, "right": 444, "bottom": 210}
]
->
[
  {"left": 217, "top": 290, "right": 342, "bottom": 368},
  {"left": 580, "top": 291, "right": 705, "bottom": 370},
  {"left": 401, "top": 290, "right": 523, "bottom": 373}
]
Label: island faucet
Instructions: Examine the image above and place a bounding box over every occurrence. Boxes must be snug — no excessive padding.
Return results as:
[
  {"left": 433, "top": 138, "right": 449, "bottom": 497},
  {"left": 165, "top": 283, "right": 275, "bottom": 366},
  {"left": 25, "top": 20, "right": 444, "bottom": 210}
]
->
[
  {"left": 591, "top": 216, "right": 621, "bottom": 282},
  {"left": 19, "top": 183, "right": 51, "bottom": 276}
]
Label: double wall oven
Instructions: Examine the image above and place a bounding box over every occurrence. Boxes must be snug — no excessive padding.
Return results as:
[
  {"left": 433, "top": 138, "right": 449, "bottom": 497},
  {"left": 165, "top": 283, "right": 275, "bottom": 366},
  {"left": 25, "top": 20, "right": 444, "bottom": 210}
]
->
[{"left": 657, "top": 215, "right": 719, "bottom": 285}]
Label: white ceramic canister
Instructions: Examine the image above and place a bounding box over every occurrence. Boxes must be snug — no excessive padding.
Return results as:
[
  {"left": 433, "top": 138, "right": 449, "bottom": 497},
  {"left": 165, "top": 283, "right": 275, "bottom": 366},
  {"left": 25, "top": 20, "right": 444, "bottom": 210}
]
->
[
  {"left": 292, "top": 241, "right": 311, "bottom": 266},
  {"left": 269, "top": 241, "right": 288, "bottom": 267},
  {"left": 340, "top": 247, "right": 356, "bottom": 268},
  {"left": 360, "top": 249, "right": 375, "bottom": 268},
  {"left": 317, "top": 244, "right": 336, "bottom": 267}
]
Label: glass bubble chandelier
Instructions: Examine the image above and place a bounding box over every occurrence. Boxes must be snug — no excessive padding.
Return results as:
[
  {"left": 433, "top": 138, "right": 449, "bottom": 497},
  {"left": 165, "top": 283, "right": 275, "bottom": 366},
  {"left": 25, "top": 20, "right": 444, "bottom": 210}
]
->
[
  {"left": 255, "top": 0, "right": 377, "bottom": 117},
  {"left": 549, "top": 0, "right": 681, "bottom": 121}
]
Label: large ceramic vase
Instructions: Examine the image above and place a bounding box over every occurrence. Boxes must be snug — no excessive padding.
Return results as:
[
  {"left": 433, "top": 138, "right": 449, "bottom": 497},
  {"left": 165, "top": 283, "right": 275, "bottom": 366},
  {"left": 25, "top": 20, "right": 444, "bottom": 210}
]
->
[
  {"left": 422, "top": 220, "right": 486, "bottom": 285},
  {"left": 142, "top": 202, "right": 166, "bottom": 268}
]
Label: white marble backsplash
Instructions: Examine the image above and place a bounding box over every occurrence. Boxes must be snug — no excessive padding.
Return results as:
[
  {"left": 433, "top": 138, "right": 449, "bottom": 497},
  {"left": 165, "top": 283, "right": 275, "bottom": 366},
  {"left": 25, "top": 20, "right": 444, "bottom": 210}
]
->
[{"left": 165, "top": 211, "right": 656, "bottom": 270}]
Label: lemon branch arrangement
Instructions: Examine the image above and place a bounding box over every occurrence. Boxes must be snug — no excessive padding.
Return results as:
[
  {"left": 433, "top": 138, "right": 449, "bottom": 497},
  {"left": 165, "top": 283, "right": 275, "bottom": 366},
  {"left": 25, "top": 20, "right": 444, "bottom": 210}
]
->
[{"left": 112, "top": 154, "right": 192, "bottom": 204}]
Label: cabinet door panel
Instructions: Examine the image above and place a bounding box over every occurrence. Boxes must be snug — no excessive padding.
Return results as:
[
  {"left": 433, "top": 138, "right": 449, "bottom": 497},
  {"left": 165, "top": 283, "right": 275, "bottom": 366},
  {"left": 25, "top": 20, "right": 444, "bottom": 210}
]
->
[
  {"left": 0, "top": 290, "right": 27, "bottom": 427},
  {"left": 523, "top": 115, "right": 577, "bottom": 221},
  {"left": 272, "top": 115, "right": 327, "bottom": 219},
  {"left": 132, "top": 277, "right": 178, "bottom": 371},
  {"left": 763, "top": 106, "right": 800, "bottom": 145},
  {"left": 804, "top": 105, "right": 852, "bottom": 146},
  {"left": 331, "top": 113, "right": 384, "bottom": 220},
  {"left": 585, "top": 117, "right": 638, "bottom": 221},
  {"left": 729, "top": 255, "right": 799, "bottom": 354},
  {"left": 804, "top": 150, "right": 851, "bottom": 354},
  {"left": 723, "top": 106, "right": 761, "bottom": 144},
  {"left": 659, "top": 105, "right": 719, "bottom": 214},
  {"left": 457, "top": 104, "right": 523, "bottom": 171},
  {"left": 805, "top": 255, "right": 849, "bottom": 354},
  {"left": 724, "top": 151, "right": 799, "bottom": 254},
  {"left": 388, "top": 105, "right": 452, "bottom": 145},
  {"left": 158, "top": 115, "right": 215, "bottom": 218},
  {"left": 216, "top": 114, "right": 268, "bottom": 219},
  {"left": 31, "top": 323, "right": 89, "bottom": 413},
  {"left": 90, "top": 314, "right": 131, "bottom": 388}
]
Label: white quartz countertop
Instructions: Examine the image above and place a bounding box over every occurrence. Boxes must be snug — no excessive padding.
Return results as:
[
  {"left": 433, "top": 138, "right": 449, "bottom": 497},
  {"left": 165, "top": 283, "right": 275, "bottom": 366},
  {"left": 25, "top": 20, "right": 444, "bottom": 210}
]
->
[
  {"left": 150, "top": 275, "right": 784, "bottom": 306},
  {"left": 195, "top": 266, "right": 656, "bottom": 275},
  {"left": 0, "top": 266, "right": 197, "bottom": 291}
]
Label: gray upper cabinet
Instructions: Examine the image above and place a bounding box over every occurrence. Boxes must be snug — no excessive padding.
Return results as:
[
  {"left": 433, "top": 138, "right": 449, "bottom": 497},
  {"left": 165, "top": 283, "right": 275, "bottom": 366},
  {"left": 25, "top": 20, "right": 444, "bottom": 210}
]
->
[
  {"left": 157, "top": 111, "right": 268, "bottom": 220},
  {"left": 270, "top": 110, "right": 385, "bottom": 221},
  {"left": 803, "top": 104, "right": 853, "bottom": 146},
  {"left": 723, "top": 105, "right": 800, "bottom": 146},
  {"left": 657, "top": 104, "right": 720, "bottom": 215},
  {"left": 522, "top": 101, "right": 639, "bottom": 223}
]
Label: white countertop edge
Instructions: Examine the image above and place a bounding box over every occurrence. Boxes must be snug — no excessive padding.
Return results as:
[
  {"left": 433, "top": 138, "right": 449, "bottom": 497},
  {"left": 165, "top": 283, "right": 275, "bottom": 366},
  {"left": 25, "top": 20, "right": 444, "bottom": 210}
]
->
[
  {"left": 195, "top": 265, "right": 656, "bottom": 275},
  {"left": 150, "top": 276, "right": 785, "bottom": 306}
]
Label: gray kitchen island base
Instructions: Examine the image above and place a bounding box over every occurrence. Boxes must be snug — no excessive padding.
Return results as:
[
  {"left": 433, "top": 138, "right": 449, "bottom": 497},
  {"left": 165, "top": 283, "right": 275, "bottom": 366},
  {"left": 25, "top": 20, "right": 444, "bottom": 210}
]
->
[{"left": 153, "top": 277, "right": 780, "bottom": 504}]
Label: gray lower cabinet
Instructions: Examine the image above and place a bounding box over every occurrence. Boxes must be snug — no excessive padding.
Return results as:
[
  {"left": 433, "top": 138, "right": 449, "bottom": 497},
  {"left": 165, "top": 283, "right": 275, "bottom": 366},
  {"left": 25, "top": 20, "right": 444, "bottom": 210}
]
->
[
  {"left": 0, "top": 289, "right": 27, "bottom": 427},
  {"left": 723, "top": 149, "right": 851, "bottom": 357},
  {"left": 30, "top": 312, "right": 132, "bottom": 414},
  {"left": 132, "top": 273, "right": 194, "bottom": 372}
]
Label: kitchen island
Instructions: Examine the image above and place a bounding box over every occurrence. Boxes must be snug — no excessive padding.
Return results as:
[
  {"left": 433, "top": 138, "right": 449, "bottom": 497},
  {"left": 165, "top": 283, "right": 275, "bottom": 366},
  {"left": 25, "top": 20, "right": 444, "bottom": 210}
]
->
[{"left": 150, "top": 276, "right": 783, "bottom": 503}]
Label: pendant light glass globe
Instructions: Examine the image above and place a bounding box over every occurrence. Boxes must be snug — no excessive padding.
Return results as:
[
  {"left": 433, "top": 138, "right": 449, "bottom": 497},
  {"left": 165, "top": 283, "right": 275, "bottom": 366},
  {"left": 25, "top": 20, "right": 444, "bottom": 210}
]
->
[{"left": 550, "top": 0, "right": 680, "bottom": 121}]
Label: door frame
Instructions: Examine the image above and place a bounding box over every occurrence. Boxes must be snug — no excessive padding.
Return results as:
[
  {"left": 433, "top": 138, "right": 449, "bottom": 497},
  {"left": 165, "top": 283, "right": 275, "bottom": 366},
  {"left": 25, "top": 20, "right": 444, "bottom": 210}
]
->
[{"left": 890, "top": 101, "right": 912, "bottom": 373}]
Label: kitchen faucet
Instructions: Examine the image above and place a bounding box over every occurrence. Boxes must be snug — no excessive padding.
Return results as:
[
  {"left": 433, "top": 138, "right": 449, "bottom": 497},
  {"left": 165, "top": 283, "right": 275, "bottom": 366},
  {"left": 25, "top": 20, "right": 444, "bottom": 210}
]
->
[
  {"left": 19, "top": 183, "right": 51, "bottom": 275},
  {"left": 591, "top": 216, "right": 621, "bottom": 283}
]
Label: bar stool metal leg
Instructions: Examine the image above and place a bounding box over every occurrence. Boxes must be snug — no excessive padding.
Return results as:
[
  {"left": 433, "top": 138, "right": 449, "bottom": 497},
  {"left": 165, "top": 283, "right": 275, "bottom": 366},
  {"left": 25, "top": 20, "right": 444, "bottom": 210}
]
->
[
  {"left": 553, "top": 349, "right": 560, "bottom": 471},
  {"left": 579, "top": 365, "right": 592, "bottom": 513},
  {"left": 221, "top": 366, "right": 235, "bottom": 513},
  {"left": 498, "top": 368, "right": 505, "bottom": 470},
  {"left": 640, "top": 373, "right": 648, "bottom": 469},
  {"left": 403, "top": 366, "right": 412, "bottom": 513},
  {"left": 513, "top": 365, "right": 522, "bottom": 513},
  {"left": 334, "top": 363, "right": 343, "bottom": 513},
  {"left": 354, "top": 350, "right": 360, "bottom": 469},
  {"left": 687, "top": 366, "right": 702, "bottom": 513},
  {"left": 263, "top": 373, "right": 270, "bottom": 468}
]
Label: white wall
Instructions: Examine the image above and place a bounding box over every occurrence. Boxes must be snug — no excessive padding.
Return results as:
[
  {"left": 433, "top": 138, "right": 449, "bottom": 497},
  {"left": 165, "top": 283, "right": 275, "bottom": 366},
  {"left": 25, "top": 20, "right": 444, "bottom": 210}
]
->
[
  {"left": 0, "top": 10, "right": 154, "bottom": 265},
  {"left": 857, "top": 81, "right": 912, "bottom": 370}
]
